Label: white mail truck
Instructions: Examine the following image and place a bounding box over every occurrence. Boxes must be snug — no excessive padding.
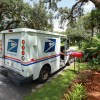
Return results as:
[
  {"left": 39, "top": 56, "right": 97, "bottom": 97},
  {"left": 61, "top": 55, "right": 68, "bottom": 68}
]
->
[{"left": 0, "top": 28, "right": 70, "bottom": 84}]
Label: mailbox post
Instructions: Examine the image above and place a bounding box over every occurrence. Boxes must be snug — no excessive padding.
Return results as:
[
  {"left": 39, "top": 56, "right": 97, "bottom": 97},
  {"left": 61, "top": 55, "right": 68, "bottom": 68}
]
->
[{"left": 71, "top": 52, "right": 83, "bottom": 73}]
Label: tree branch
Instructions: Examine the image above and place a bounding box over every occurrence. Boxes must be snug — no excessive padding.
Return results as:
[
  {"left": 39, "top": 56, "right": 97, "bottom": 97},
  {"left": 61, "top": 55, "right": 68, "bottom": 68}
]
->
[
  {"left": 90, "top": 0, "right": 100, "bottom": 8},
  {"left": 5, "top": 20, "right": 20, "bottom": 30},
  {"left": 67, "top": 1, "right": 81, "bottom": 19}
]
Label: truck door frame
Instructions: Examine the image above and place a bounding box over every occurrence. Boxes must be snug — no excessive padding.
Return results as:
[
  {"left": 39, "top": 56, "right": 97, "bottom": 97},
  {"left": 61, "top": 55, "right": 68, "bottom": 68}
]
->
[{"left": 2, "top": 33, "right": 5, "bottom": 65}]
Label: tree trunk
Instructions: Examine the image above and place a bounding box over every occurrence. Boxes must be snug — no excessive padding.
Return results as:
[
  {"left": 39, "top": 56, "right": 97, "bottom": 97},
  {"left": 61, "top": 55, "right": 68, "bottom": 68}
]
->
[
  {"left": 91, "top": 27, "right": 94, "bottom": 37},
  {"left": 90, "top": 0, "right": 100, "bottom": 9},
  {"left": 81, "top": 0, "right": 100, "bottom": 9}
]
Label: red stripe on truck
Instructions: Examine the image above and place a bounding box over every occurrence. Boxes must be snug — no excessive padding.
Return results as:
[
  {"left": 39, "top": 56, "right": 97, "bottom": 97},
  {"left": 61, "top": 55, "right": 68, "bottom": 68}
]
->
[{"left": 4, "top": 53, "right": 60, "bottom": 65}]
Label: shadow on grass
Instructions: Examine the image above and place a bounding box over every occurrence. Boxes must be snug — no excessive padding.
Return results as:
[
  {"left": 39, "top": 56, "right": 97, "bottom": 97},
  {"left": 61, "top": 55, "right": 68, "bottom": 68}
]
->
[{"left": 50, "top": 66, "right": 66, "bottom": 77}]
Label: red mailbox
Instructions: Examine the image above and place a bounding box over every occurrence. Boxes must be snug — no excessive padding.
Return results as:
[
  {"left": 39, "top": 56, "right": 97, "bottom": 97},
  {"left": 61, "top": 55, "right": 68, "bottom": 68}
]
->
[
  {"left": 70, "top": 52, "right": 83, "bottom": 73},
  {"left": 71, "top": 52, "right": 83, "bottom": 58}
]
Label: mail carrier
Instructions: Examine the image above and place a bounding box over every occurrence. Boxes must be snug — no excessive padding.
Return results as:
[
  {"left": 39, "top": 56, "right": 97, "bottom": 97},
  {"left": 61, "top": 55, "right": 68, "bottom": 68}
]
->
[{"left": 0, "top": 28, "right": 70, "bottom": 84}]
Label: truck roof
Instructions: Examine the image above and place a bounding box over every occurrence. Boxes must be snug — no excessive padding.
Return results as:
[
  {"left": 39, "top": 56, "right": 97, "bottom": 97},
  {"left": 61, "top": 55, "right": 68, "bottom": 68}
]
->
[{"left": 1, "top": 28, "right": 66, "bottom": 38}]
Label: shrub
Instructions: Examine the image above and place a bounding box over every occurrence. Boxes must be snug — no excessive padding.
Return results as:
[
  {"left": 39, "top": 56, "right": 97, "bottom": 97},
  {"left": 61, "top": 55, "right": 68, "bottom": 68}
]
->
[
  {"left": 64, "top": 84, "right": 87, "bottom": 100},
  {"left": 87, "top": 59, "right": 100, "bottom": 71},
  {"left": 82, "top": 36, "right": 100, "bottom": 50}
]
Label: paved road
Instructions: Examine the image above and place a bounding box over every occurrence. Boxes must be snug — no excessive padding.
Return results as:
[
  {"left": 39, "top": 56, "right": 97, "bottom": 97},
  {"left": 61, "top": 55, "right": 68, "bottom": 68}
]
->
[{"left": 0, "top": 66, "right": 71, "bottom": 100}]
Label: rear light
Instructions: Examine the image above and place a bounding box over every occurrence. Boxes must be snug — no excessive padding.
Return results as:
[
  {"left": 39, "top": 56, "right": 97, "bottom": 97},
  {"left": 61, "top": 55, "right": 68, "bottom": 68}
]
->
[
  {"left": 21, "top": 56, "right": 25, "bottom": 61},
  {"left": 9, "top": 29, "right": 13, "bottom": 32},
  {"left": 22, "top": 40, "right": 25, "bottom": 44},
  {"left": 21, "top": 40, "right": 25, "bottom": 60},
  {"left": 22, "top": 45, "right": 25, "bottom": 50},
  {"left": 22, "top": 51, "right": 25, "bottom": 55},
  {"left": 31, "top": 58, "right": 35, "bottom": 61}
]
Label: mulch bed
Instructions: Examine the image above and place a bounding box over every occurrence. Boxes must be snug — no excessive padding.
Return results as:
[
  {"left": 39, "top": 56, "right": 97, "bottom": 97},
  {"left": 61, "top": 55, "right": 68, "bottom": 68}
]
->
[
  {"left": 77, "top": 70, "right": 100, "bottom": 100},
  {"left": 85, "top": 71, "right": 100, "bottom": 100},
  {"left": 62, "top": 70, "right": 100, "bottom": 100}
]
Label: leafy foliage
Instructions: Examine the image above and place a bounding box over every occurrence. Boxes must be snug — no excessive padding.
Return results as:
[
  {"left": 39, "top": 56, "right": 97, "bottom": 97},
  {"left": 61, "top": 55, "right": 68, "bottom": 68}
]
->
[
  {"left": 65, "top": 17, "right": 91, "bottom": 47},
  {"left": 83, "top": 13, "right": 95, "bottom": 34},
  {"left": 85, "top": 37, "right": 100, "bottom": 48},
  {"left": 0, "top": 0, "right": 24, "bottom": 30},
  {"left": 80, "top": 33, "right": 100, "bottom": 69},
  {"left": 44, "top": 0, "right": 61, "bottom": 11},
  {"left": 0, "top": 0, "right": 53, "bottom": 31},
  {"left": 91, "top": 9, "right": 100, "bottom": 33},
  {"left": 64, "top": 84, "right": 87, "bottom": 100},
  {"left": 82, "top": 9, "right": 100, "bottom": 36},
  {"left": 57, "top": 7, "right": 69, "bottom": 28}
]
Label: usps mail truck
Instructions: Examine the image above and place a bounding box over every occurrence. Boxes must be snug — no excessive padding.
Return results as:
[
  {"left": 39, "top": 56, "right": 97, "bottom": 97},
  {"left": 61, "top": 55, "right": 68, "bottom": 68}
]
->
[{"left": 0, "top": 28, "right": 70, "bottom": 84}]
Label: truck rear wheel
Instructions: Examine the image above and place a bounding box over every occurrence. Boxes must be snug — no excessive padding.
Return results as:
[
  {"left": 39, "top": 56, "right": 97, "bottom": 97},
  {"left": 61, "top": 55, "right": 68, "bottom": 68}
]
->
[{"left": 38, "top": 66, "right": 50, "bottom": 83}]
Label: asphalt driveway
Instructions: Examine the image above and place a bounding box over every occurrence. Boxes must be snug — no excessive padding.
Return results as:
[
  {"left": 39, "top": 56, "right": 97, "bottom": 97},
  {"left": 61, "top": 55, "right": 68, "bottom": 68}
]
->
[
  {"left": 0, "top": 75, "right": 39, "bottom": 100},
  {"left": 0, "top": 65, "right": 71, "bottom": 100}
]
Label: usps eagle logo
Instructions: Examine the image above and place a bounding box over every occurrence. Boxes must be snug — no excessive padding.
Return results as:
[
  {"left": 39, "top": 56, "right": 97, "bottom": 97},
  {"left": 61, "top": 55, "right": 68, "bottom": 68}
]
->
[
  {"left": 7, "top": 39, "right": 19, "bottom": 53},
  {"left": 44, "top": 38, "right": 56, "bottom": 53}
]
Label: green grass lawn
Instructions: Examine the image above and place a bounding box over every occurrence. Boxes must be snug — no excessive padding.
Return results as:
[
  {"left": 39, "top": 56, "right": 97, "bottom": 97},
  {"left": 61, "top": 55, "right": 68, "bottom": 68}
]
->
[
  {"left": 23, "top": 62, "right": 87, "bottom": 100},
  {"left": 23, "top": 66, "right": 77, "bottom": 100}
]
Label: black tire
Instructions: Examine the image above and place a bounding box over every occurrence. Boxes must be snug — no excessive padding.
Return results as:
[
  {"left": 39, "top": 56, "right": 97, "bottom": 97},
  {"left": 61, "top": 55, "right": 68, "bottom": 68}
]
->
[{"left": 38, "top": 66, "right": 50, "bottom": 83}]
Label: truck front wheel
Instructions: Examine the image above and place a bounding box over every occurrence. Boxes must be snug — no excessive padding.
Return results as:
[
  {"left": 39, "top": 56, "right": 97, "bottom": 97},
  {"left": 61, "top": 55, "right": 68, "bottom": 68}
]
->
[{"left": 38, "top": 66, "right": 50, "bottom": 83}]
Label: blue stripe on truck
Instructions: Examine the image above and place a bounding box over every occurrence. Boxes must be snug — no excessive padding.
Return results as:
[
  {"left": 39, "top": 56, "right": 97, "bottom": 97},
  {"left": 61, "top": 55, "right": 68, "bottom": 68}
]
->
[{"left": 4, "top": 54, "right": 60, "bottom": 66}]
